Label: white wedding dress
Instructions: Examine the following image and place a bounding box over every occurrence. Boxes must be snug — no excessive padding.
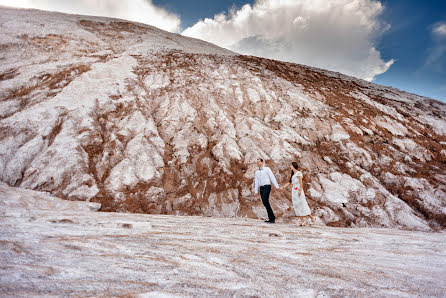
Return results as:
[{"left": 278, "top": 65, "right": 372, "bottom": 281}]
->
[{"left": 291, "top": 171, "right": 311, "bottom": 216}]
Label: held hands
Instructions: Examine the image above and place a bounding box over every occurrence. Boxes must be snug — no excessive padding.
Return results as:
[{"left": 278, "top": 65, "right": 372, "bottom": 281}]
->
[{"left": 280, "top": 183, "right": 289, "bottom": 190}]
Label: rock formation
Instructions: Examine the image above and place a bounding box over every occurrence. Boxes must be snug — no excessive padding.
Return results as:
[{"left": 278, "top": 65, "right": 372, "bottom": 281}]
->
[{"left": 1, "top": 7, "right": 445, "bottom": 230}]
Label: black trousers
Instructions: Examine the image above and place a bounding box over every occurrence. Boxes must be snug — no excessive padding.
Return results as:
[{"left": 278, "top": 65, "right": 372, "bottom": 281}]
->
[{"left": 260, "top": 185, "right": 275, "bottom": 221}]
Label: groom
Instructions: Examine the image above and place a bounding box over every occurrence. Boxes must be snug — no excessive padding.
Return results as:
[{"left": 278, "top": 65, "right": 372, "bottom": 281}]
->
[{"left": 254, "top": 158, "right": 280, "bottom": 223}]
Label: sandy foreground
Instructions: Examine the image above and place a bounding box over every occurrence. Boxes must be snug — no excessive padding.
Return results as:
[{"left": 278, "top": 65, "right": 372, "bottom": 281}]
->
[{"left": 0, "top": 183, "right": 445, "bottom": 297}]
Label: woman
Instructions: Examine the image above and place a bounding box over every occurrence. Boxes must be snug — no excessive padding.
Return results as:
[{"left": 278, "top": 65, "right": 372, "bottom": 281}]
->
[{"left": 281, "top": 162, "right": 315, "bottom": 226}]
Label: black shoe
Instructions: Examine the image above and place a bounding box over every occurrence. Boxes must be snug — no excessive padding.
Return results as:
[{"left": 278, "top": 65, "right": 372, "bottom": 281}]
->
[{"left": 264, "top": 219, "right": 275, "bottom": 223}]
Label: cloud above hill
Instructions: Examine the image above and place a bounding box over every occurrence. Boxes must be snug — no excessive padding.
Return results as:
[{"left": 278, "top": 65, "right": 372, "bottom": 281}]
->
[
  {"left": 0, "top": 0, "right": 181, "bottom": 32},
  {"left": 182, "top": 0, "right": 394, "bottom": 81}
]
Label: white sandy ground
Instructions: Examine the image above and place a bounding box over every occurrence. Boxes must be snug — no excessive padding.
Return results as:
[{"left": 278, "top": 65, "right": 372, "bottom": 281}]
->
[{"left": 1, "top": 183, "right": 445, "bottom": 297}]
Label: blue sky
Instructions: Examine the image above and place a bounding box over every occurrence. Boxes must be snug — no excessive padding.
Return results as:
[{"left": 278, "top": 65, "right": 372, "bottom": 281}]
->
[
  {"left": 374, "top": 0, "right": 446, "bottom": 101},
  {"left": 2, "top": 0, "right": 445, "bottom": 101}
]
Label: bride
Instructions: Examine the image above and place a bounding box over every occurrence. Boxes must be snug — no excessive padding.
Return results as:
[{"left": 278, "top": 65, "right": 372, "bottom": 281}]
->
[{"left": 281, "top": 162, "right": 315, "bottom": 226}]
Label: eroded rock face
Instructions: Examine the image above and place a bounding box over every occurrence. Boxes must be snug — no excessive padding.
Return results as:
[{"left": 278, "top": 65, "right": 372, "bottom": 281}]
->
[{"left": 1, "top": 7, "right": 445, "bottom": 230}]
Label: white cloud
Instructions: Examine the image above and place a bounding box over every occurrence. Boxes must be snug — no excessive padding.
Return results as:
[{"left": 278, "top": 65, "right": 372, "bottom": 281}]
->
[
  {"left": 433, "top": 23, "right": 446, "bottom": 36},
  {"left": 423, "top": 23, "right": 446, "bottom": 73},
  {"left": 182, "top": 0, "right": 394, "bottom": 81},
  {"left": 423, "top": 45, "right": 446, "bottom": 74},
  {"left": 0, "top": 0, "right": 181, "bottom": 32}
]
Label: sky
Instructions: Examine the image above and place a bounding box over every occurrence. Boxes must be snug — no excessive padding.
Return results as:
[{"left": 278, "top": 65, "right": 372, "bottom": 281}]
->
[{"left": 1, "top": 0, "right": 445, "bottom": 102}]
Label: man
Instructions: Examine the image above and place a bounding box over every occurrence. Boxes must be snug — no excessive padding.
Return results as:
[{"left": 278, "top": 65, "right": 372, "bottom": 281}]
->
[{"left": 254, "top": 158, "right": 280, "bottom": 223}]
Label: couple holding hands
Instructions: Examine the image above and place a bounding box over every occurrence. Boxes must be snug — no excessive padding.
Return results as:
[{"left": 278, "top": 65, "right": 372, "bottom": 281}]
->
[{"left": 254, "top": 158, "right": 315, "bottom": 226}]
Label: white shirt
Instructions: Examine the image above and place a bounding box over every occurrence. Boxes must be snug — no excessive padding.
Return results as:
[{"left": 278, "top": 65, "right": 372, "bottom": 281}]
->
[{"left": 254, "top": 166, "right": 279, "bottom": 193}]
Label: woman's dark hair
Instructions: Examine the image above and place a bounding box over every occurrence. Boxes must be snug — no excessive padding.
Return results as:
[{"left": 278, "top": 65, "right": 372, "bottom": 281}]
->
[{"left": 289, "top": 162, "right": 299, "bottom": 183}]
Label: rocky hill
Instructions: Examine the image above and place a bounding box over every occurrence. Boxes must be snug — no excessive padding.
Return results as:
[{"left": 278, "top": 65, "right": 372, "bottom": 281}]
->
[{"left": 1, "top": 7, "right": 445, "bottom": 230}]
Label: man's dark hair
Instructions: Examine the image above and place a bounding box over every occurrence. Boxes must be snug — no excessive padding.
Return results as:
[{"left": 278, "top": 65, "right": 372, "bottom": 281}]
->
[{"left": 258, "top": 158, "right": 264, "bottom": 162}]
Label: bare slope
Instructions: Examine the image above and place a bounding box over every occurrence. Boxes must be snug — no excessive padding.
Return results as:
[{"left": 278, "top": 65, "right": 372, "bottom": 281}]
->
[{"left": 1, "top": 7, "right": 445, "bottom": 230}]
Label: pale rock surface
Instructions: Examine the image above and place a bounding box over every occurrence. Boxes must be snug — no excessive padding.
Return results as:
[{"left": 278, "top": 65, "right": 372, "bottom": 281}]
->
[
  {"left": 0, "top": 7, "right": 445, "bottom": 231},
  {"left": 1, "top": 183, "right": 445, "bottom": 297}
]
